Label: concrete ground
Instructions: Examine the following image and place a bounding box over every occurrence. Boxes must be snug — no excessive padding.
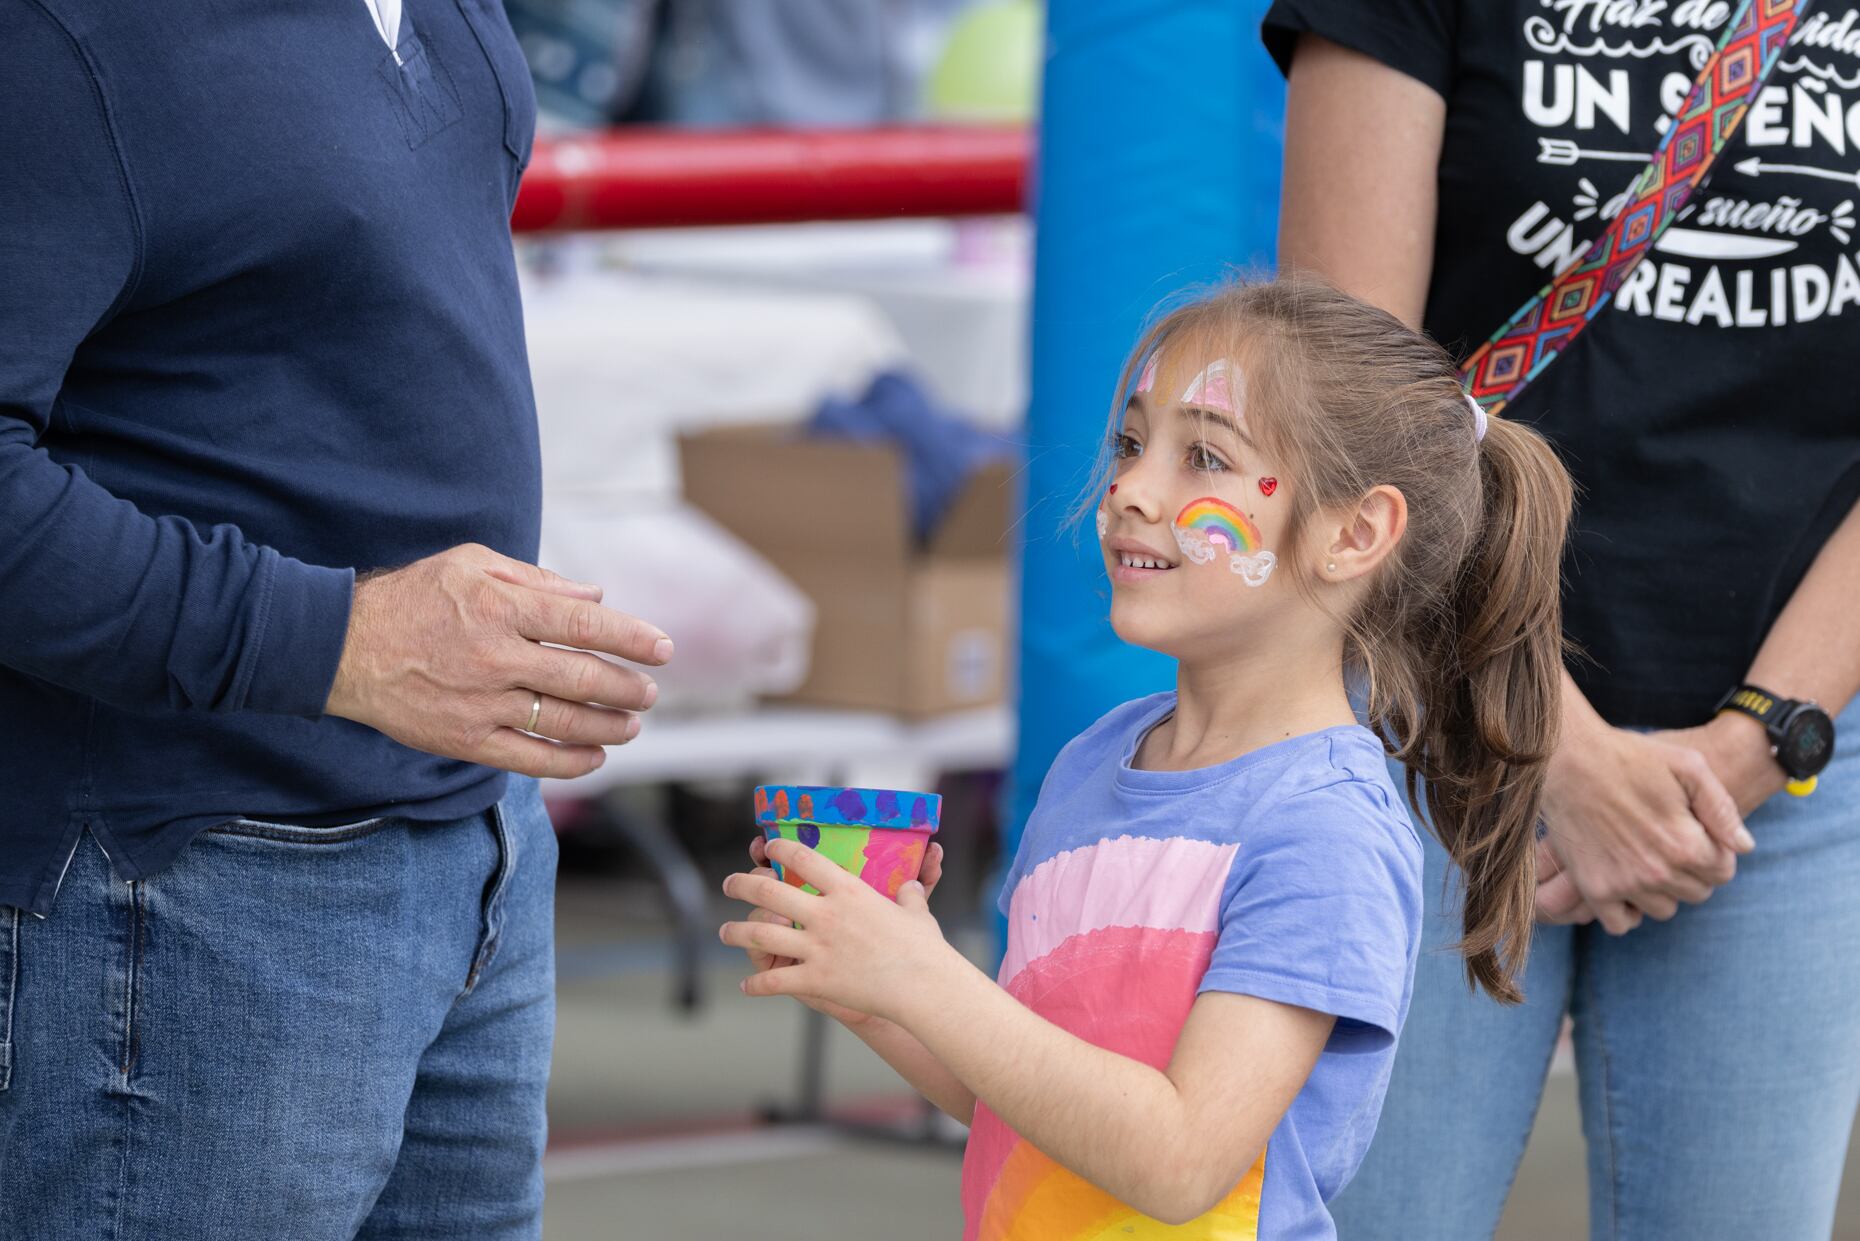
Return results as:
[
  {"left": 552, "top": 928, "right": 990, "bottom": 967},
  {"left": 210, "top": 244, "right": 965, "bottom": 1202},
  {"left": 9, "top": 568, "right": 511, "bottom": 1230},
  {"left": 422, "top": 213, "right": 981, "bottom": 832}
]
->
[{"left": 542, "top": 876, "right": 1860, "bottom": 1241}]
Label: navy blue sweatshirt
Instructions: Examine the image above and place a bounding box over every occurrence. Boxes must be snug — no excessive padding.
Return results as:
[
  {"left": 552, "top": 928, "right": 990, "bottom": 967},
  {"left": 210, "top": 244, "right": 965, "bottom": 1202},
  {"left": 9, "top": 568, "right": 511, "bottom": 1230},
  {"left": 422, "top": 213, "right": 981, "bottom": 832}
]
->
[{"left": 0, "top": 0, "right": 540, "bottom": 914}]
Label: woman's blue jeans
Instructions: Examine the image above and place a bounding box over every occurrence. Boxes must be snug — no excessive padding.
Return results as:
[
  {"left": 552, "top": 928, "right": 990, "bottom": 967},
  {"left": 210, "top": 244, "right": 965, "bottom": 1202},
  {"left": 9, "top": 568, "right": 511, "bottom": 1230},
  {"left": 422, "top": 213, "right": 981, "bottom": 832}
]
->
[
  {"left": 0, "top": 775, "right": 557, "bottom": 1240},
  {"left": 1332, "top": 703, "right": 1860, "bottom": 1240}
]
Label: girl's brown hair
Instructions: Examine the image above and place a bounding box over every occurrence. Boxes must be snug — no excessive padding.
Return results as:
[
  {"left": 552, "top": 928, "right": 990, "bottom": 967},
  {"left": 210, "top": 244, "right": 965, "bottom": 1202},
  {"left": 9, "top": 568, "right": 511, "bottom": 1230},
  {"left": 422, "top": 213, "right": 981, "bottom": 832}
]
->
[{"left": 1086, "top": 278, "right": 1573, "bottom": 1004}]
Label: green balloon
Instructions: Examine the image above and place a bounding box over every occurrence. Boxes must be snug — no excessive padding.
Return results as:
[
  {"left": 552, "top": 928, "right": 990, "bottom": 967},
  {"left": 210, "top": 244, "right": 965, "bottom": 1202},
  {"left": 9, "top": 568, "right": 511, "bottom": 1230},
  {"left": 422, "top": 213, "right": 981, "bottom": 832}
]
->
[{"left": 924, "top": 0, "right": 1041, "bottom": 123}]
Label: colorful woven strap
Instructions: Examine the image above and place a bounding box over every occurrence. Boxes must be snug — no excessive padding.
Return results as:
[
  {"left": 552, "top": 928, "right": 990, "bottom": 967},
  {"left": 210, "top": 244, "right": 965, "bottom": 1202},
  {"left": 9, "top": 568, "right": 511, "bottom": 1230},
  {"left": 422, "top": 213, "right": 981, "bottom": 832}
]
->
[{"left": 1462, "top": 0, "right": 1810, "bottom": 413}]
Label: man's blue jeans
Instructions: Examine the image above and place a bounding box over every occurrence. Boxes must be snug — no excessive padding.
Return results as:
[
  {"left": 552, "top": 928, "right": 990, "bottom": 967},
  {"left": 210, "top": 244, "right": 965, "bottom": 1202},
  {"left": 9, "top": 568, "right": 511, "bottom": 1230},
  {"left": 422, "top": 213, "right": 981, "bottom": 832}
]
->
[
  {"left": 1332, "top": 702, "right": 1860, "bottom": 1240},
  {"left": 0, "top": 775, "right": 557, "bottom": 1240}
]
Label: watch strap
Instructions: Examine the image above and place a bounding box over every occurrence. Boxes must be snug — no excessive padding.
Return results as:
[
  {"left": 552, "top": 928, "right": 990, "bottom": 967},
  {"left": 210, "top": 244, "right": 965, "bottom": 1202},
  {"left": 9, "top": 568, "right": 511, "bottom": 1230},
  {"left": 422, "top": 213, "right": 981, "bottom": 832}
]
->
[{"left": 1718, "top": 684, "right": 1784, "bottom": 727}]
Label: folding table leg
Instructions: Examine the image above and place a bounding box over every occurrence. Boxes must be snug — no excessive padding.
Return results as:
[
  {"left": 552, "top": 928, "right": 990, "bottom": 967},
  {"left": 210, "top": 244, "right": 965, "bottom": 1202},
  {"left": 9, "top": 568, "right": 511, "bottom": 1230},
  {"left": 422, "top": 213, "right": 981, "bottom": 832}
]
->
[{"left": 600, "top": 791, "right": 709, "bottom": 1012}]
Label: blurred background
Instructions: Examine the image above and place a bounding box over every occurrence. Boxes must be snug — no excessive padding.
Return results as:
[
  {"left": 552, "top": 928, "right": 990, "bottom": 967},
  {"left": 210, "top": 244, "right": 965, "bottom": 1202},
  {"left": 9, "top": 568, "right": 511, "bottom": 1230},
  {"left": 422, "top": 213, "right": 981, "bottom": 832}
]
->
[{"left": 501, "top": 2, "right": 1860, "bottom": 1237}]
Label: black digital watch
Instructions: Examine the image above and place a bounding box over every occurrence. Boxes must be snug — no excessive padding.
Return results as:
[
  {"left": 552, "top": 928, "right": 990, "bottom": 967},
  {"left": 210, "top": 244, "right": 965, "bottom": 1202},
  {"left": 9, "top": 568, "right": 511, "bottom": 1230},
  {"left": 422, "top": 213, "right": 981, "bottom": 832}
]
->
[{"left": 1715, "top": 684, "right": 1836, "bottom": 795}]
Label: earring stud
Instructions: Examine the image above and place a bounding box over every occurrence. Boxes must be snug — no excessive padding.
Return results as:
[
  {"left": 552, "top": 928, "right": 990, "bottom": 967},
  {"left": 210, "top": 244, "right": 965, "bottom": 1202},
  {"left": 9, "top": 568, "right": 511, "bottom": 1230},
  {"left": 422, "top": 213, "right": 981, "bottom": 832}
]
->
[{"left": 1326, "top": 561, "right": 1337, "bottom": 573}]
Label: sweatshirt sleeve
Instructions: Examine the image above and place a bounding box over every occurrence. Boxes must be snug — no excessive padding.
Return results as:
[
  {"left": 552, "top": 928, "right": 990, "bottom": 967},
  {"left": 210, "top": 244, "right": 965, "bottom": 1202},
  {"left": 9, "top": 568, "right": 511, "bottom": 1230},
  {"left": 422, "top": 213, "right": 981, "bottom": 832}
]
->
[{"left": 0, "top": 1, "right": 353, "bottom": 718}]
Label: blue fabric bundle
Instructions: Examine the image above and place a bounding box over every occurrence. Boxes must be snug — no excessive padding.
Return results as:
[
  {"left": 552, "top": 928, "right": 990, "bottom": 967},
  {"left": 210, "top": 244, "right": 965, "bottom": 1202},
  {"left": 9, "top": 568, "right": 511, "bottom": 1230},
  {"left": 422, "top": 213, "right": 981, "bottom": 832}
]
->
[{"left": 808, "top": 369, "right": 1016, "bottom": 545}]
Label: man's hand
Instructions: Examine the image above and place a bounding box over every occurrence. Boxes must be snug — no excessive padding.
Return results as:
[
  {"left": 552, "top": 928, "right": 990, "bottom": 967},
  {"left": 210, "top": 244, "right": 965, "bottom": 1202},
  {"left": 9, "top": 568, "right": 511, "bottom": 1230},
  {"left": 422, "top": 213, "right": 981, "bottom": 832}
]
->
[
  {"left": 1535, "top": 712, "right": 1753, "bottom": 933},
  {"left": 323, "top": 543, "right": 671, "bottom": 779}
]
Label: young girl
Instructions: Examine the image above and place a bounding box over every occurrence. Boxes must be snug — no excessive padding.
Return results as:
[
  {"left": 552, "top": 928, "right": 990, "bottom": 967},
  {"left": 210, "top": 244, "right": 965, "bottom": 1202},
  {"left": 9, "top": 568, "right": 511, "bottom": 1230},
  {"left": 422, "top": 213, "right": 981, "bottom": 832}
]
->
[{"left": 723, "top": 278, "right": 1574, "bottom": 1238}]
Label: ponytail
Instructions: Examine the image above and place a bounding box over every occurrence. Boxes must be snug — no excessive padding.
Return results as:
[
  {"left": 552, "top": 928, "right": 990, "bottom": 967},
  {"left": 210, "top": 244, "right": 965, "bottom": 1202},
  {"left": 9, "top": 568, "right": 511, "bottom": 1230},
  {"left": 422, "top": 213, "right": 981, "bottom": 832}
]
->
[{"left": 1399, "top": 415, "right": 1573, "bottom": 1004}]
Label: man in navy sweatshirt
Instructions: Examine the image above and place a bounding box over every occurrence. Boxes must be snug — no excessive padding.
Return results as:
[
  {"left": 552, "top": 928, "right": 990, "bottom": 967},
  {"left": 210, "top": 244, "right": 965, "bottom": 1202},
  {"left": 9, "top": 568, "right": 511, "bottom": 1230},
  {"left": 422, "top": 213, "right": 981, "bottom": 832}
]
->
[{"left": 0, "top": 1, "right": 670, "bottom": 1235}]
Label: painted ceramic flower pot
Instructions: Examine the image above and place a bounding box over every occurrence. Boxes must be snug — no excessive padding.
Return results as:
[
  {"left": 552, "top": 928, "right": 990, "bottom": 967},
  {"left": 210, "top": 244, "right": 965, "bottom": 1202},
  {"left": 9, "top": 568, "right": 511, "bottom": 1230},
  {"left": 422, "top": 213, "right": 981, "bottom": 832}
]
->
[{"left": 753, "top": 784, "right": 941, "bottom": 899}]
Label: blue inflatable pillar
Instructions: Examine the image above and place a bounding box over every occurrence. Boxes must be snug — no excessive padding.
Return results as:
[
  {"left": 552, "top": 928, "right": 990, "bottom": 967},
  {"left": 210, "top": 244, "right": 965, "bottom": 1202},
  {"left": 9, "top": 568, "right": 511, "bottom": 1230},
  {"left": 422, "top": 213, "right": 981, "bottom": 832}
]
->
[{"left": 1004, "top": 2, "right": 1285, "bottom": 933}]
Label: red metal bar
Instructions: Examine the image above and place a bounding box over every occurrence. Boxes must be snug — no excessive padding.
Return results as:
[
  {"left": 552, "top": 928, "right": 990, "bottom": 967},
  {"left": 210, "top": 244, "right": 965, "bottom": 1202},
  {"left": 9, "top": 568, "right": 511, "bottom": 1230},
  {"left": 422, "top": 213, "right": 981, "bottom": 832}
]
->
[{"left": 511, "top": 126, "right": 1030, "bottom": 233}]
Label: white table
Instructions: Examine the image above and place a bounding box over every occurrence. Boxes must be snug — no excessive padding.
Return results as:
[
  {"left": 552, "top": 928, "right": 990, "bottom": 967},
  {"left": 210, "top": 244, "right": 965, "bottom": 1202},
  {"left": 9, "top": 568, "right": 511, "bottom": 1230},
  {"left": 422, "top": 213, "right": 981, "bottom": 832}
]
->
[{"left": 542, "top": 703, "right": 1013, "bottom": 795}]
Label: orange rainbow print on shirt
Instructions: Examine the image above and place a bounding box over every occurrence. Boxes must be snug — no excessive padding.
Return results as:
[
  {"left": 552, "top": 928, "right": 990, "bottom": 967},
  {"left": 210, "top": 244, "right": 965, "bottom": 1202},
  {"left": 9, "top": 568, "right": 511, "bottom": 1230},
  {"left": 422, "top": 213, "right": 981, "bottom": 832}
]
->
[
  {"left": 976, "top": 1140, "right": 1263, "bottom": 1240},
  {"left": 963, "top": 834, "right": 1265, "bottom": 1240}
]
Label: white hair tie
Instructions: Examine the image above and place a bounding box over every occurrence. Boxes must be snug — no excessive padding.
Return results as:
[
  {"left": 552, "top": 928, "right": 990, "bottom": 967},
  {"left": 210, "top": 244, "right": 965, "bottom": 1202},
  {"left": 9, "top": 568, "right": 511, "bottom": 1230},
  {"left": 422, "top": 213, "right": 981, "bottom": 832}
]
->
[{"left": 1465, "top": 393, "right": 1488, "bottom": 443}]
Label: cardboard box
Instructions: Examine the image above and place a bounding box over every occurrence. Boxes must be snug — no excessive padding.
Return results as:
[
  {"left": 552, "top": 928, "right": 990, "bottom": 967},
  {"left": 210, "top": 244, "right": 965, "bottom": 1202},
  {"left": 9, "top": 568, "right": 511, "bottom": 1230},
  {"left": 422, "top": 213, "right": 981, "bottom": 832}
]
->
[{"left": 680, "top": 425, "right": 1014, "bottom": 716}]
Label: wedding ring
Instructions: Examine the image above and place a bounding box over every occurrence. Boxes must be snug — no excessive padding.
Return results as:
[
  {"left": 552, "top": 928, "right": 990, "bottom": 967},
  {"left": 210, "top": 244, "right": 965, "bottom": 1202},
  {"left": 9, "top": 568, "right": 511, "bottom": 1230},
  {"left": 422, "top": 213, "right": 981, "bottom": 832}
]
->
[{"left": 525, "top": 695, "right": 541, "bottom": 733}]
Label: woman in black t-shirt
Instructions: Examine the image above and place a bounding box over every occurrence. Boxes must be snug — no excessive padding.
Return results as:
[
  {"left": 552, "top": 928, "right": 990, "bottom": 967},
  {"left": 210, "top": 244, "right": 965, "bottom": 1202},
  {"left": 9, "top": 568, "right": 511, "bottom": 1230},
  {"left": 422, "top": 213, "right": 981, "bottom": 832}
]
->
[{"left": 1265, "top": 2, "right": 1860, "bottom": 1236}]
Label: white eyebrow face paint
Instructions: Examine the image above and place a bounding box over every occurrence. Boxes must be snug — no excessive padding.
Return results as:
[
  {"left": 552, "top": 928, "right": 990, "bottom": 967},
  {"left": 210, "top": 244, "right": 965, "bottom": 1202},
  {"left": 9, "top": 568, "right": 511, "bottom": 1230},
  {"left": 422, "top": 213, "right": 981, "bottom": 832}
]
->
[{"left": 1181, "top": 359, "right": 1240, "bottom": 416}]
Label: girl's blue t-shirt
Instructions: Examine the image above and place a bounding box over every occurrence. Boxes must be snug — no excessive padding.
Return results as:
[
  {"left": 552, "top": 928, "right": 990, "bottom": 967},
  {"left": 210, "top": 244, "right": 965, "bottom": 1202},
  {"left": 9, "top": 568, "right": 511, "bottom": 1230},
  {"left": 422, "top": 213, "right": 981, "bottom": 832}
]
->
[{"left": 961, "top": 693, "right": 1425, "bottom": 1241}]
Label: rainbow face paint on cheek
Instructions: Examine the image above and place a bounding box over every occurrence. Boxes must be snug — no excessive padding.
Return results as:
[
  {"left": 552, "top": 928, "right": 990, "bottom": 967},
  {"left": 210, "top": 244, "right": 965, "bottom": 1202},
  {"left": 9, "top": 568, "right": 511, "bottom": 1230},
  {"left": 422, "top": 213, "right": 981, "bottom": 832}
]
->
[
  {"left": 1176, "top": 497, "right": 1261, "bottom": 555},
  {"left": 1173, "top": 496, "right": 1277, "bottom": 587}
]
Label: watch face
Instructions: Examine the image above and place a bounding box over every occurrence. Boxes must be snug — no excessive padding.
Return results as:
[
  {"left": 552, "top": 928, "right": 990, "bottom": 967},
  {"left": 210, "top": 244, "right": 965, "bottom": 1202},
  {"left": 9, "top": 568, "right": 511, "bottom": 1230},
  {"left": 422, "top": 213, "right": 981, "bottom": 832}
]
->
[{"left": 1782, "top": 710, "right": 1835, "bottom": 779}]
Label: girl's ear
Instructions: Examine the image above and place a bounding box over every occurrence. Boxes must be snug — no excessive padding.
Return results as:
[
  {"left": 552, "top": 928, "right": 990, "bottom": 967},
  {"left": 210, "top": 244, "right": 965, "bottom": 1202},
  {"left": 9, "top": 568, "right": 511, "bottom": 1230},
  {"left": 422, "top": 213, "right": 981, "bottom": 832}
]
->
[{"left": 1321, "top": 485, "right": 1407, "bottom": 581}]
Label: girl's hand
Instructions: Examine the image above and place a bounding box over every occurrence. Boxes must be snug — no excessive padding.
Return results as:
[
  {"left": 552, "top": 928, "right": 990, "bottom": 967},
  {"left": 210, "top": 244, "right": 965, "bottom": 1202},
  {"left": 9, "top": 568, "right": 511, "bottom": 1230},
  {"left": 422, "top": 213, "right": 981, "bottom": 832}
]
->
[
  {"left": 747, "top": 834, "right": 945, "bottom": 900},
  {"left": 1534, "top": 715, "right": 1752, "bottom": 933},
  {"left": 721, "top": 838, "right": 961, "bottom": 1026},
  {"left": 733, "top": 838, "right": 945, "bottom": 1029},
  {"left": 736, "top": 892, "right": 876, "bottom": 1028},
  {"left": 737, "top": 873, "right": 797, "bottom": 974}
]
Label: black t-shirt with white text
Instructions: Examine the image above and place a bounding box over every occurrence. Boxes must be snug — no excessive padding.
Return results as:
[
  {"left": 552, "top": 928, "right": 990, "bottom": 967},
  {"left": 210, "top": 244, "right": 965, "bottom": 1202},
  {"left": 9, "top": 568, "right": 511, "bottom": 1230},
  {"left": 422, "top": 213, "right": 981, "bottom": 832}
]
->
[{"left": 1265, "top": 0, "right": 1860, "bottom": 728}]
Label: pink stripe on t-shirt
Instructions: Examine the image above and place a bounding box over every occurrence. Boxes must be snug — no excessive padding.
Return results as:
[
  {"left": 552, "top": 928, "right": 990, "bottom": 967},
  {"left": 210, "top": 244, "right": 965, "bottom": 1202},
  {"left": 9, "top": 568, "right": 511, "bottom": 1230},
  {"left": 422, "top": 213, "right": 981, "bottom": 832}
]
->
[{"left": 998, "top": 834, "right": 1238, "bottom": 988}]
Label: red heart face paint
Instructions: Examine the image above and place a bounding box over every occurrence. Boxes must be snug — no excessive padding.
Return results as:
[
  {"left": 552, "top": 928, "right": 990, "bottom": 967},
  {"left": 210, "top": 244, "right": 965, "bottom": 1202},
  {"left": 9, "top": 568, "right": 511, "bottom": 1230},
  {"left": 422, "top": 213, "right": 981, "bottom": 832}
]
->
[
  {"left": 1109, "top": 484, "right": 1118, "bottom": 494},
  {"left": 1258, "top": 477, "right": 1277, "bottom": 497}
]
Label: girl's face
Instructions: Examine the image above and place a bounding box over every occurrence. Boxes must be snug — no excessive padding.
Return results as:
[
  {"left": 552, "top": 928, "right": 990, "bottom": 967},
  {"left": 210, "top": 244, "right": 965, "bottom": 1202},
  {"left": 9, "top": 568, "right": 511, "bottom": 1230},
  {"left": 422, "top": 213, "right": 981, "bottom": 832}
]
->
[{"left": 1098, "top": 346, "right": 1316, "bottom": 660}]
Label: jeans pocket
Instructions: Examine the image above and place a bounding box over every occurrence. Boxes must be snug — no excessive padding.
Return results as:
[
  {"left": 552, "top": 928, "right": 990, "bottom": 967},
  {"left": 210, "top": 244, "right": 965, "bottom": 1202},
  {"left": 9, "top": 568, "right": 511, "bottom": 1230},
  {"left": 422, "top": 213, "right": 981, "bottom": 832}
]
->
[
  {"left": 207, "top": 814, "right": 398, "bottom": 846},
  {"left": 481, "top": 800, "right": 518, "bottom": 932},
  {"left": 0, "top": 905, "right": 17, "bottom": 1091}
]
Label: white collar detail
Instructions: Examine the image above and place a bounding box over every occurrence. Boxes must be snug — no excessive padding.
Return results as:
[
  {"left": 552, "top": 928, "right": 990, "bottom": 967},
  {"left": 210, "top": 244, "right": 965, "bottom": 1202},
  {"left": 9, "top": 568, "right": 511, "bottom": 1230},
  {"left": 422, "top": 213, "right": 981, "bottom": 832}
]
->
[{"left": 361, "top": 0, "right": 404, "bottom": 61}]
